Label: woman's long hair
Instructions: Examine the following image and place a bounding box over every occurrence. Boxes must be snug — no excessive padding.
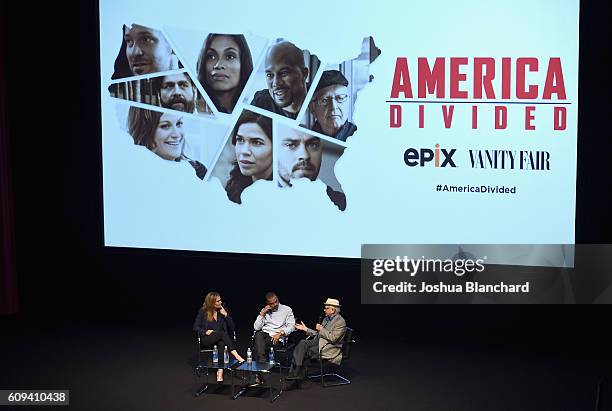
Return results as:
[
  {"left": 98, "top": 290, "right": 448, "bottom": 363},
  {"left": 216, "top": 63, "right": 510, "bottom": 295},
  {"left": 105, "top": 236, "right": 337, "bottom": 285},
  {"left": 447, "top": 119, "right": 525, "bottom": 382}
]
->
[
  {"left": 196, "top": 34, "right": 253, "bottom": 113},
  {"left": 127, "top": 107, "right": 206, "bottom": 178},
  {"left": 127, "top": 107, "right": 164, "bottom": 150},
  {"left": 203, "top": 291, "right": 220, "bottom": 322},
  {"left": 225, "top": 110, "right": 273, "bottom": 204}
]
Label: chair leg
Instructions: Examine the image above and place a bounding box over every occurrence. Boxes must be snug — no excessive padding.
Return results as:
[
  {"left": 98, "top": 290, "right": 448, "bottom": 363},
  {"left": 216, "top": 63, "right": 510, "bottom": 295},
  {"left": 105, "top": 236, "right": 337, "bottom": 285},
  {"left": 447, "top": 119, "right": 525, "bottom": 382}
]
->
[
  {"left": 306, "top": 372, "right": 351, "bottom": 387},
  {"left": 306, "top": 361, "right": 351, "bottom": 387},
  {"left": 320, "top": 358, "right": 324, "bottom": 386},
  {"left": 194, "top": 366, "right": 209, "bottom": 396},
  {"left": 195, "top": 384, "right": 209, "bottom": 396}
]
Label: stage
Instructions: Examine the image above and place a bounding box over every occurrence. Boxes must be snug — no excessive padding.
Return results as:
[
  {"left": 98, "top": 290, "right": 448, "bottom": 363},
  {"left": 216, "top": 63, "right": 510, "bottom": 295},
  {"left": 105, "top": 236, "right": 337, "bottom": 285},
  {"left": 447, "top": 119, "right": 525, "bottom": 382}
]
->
[{"left": 1, "top": 315, "right": 608, "bottom": 410}]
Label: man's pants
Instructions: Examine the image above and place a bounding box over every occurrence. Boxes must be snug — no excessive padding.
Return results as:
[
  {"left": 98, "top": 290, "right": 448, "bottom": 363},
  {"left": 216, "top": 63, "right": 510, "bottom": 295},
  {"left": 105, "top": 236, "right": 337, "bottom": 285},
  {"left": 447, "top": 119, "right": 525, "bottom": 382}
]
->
[
  {"left": 253, "top": 331, "right": 279, "bottom": 362},
  {"left": 289, "top": 338, "right": 319, "bottom": 377}
]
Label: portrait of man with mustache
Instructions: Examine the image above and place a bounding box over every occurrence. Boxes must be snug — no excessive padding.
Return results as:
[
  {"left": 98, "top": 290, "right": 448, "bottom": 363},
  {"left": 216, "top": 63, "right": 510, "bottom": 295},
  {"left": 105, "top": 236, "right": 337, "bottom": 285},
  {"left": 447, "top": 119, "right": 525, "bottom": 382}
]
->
[
  {"left": 277, "top": 126, "right": 347, "bottom": 211},
  {"left": 277, "top": 128, "right": 322, "bottom": 187}
]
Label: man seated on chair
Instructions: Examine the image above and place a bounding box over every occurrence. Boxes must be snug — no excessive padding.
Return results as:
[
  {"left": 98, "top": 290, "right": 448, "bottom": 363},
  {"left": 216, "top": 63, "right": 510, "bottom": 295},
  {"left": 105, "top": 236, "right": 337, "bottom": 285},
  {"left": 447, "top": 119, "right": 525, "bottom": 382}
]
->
[
  {"left": 253, "top": 292, "right": 295, "bottom": 362},
  {"left": 285, "top": 298, "right": 346, "bottom": 380}
]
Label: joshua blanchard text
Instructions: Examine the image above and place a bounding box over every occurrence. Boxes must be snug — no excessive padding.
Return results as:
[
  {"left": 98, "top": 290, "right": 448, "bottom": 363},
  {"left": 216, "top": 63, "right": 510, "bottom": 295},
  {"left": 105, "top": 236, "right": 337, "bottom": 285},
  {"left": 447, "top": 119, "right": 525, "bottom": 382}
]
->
[{"left": 373, "top": 281, "right": 530, "bottom": 293}]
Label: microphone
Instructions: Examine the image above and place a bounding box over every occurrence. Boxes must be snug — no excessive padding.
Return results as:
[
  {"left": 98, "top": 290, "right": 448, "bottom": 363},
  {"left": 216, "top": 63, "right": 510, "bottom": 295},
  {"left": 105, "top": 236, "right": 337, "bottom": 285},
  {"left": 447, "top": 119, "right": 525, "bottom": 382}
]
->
[{"left": 317, "top": 315, "right": 324, "bottom": 325}]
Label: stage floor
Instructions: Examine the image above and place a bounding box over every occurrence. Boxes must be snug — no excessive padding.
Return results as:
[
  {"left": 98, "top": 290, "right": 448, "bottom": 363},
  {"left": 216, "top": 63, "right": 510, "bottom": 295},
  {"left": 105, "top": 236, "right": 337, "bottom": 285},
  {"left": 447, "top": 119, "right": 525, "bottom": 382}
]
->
[{"left": 0, "top": 318, "right": 608, "bottom": 411}]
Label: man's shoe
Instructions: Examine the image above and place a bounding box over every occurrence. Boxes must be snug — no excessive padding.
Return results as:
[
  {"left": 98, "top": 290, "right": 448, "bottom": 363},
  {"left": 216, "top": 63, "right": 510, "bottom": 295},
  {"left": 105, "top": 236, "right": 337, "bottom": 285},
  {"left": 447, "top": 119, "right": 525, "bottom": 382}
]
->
[{"left": 285, "top": 367, "right": 303, "bottom": 381}]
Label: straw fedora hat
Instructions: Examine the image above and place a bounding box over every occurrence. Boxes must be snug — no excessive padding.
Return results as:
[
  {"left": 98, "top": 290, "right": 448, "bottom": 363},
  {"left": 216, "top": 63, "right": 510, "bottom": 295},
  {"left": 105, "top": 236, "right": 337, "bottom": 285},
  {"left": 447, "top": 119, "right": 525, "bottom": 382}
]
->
[{"left": 323, "top": 298, "right": 341, "bottom": 307}]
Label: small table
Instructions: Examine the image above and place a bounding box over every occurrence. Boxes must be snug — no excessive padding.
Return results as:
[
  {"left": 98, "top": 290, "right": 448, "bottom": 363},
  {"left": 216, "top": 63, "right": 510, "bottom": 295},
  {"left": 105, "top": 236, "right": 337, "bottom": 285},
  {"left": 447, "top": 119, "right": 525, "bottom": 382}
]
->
[
  {"left": 194, "top": 358, "right": 239, "bottom": 396},
  {"left": 231, "top": 361, "right": 283, "bottom": 402}
]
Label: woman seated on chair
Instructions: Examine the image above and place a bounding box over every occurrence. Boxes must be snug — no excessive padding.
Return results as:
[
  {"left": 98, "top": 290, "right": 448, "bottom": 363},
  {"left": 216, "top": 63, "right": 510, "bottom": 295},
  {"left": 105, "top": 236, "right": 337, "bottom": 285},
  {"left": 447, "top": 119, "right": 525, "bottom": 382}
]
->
[{"left": 193, "top": 292, "right": 245, "bottom": 382}]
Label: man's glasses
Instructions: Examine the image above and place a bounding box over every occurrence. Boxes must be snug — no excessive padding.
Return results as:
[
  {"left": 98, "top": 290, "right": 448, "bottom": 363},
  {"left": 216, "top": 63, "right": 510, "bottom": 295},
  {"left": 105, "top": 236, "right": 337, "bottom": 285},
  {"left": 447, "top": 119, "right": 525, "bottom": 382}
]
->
[{"left": 313, "top": 94, "right": 348, "bottom": 106}]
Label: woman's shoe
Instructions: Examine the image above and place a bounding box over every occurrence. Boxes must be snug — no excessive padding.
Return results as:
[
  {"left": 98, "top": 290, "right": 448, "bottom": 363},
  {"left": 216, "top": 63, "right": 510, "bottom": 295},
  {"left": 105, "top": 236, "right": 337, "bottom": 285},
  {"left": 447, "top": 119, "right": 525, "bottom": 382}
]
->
[{"left": 231, "top": 350, "right": 245, "bottom": 363}]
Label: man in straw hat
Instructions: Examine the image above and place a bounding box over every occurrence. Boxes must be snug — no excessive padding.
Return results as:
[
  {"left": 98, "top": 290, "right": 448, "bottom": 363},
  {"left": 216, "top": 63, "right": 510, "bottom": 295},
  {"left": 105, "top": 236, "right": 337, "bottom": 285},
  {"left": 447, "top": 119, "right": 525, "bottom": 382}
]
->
[{"left": 285, "top": 297, "right": 346, "bottom": 380}]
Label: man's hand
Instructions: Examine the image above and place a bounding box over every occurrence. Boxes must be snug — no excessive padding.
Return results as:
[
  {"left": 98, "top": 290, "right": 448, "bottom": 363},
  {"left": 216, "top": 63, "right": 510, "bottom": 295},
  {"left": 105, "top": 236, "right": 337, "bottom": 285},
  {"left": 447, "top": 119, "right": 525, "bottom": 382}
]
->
[
  {"left": 259, "top": 305, "right": 271, "bottom": 317},
  {"left": 315, "top": 323, "right": 323, "bottom": 332},
  {"left": 271, "top": 332, "right": 283, "bottom": 344},
  {"left": 219, "top": 307, "right": 228, "bottom": 317},
  {"left": 205, "top": 330, "right": 214, "bottom": 336},
  {"left": 295, "top": 321, "right": 308, "bottom": 332}
]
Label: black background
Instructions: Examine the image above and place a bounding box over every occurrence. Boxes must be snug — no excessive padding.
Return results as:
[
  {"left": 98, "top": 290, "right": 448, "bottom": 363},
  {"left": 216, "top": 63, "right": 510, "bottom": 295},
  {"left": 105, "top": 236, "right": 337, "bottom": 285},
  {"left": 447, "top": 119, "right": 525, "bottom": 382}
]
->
[{"left": 2, "top": 0, "right": 611, "bottom": 403}]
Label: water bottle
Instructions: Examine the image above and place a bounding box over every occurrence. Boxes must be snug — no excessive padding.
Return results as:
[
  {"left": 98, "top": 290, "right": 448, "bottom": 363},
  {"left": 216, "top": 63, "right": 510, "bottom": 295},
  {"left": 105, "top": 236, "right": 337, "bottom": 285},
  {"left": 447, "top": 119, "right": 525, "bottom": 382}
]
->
[
  {"left": 246, "top": 347, "right": 252, "bottom": 363},
  {"left": 223, "top": 346, "right": 229, "bottom": 364},
  {"left": 212, "top": 345, "right": 219, "bottom": 363},
  {"left": 269, "top": 347, "right": 275, "bottom": 364}
]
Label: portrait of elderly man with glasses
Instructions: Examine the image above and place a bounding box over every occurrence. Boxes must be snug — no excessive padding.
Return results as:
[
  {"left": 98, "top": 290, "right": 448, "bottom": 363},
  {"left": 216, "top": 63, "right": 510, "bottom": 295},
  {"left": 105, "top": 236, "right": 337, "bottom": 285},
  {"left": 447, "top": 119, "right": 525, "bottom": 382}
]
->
[{"left": 308, "top": 70, "right": 357, "bottom": 142}]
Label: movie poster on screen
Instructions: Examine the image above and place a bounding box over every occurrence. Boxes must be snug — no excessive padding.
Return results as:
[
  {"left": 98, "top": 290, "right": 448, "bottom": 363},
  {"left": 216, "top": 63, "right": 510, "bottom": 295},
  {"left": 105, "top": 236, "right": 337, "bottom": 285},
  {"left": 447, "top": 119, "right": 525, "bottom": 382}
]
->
[{"left": 99, "top": 0, "right": 579, "bottom": 258}]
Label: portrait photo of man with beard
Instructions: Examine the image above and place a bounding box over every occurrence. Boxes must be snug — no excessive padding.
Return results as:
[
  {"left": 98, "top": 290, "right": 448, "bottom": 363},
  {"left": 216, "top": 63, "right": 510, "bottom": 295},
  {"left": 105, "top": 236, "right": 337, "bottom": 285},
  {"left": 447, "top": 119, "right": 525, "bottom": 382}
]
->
[
  {"left": 108, "top": 71, "right": 213, "bottom": 116},
  {"left": 276, "top": 124, "right": 346, "bottom": 211},
  {"left": 154, "top": 73, "right": 197, "bottom": 113}
]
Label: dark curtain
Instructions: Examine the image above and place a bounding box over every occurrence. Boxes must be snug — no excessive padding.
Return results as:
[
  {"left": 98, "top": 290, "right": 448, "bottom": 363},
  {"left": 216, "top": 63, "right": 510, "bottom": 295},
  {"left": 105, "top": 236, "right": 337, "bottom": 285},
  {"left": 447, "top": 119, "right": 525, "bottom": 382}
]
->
[{"left": 0, "top": 15, "right": 19, "bottom": 315}]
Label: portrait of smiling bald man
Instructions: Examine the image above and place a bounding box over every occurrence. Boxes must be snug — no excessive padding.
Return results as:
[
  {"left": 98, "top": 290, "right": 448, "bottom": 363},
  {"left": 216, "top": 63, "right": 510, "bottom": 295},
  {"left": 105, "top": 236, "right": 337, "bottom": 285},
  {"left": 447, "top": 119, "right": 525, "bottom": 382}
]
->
[{"left": 251, "top": 41, "right": 310, "bottom": 120}]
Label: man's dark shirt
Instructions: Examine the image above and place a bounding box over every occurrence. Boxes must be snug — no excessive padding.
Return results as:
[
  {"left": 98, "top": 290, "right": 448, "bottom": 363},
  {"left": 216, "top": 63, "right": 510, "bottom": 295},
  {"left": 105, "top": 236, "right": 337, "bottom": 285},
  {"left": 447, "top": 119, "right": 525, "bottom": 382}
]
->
[
  {"left": 251, "top": 89, "right": 299, "bottom": 120},
  {"left": 313, "top": 120, "right": 357, "bottom": 142},
  {"left": 326, "top": 186, "right": 346, "bottom": 211}
]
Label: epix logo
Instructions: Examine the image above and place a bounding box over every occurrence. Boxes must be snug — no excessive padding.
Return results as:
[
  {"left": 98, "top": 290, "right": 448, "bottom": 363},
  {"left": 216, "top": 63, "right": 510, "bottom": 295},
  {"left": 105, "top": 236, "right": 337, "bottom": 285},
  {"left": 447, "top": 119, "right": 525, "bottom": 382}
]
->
[{"left": 404, "top": 144, "right": 457, "bottom": 167}]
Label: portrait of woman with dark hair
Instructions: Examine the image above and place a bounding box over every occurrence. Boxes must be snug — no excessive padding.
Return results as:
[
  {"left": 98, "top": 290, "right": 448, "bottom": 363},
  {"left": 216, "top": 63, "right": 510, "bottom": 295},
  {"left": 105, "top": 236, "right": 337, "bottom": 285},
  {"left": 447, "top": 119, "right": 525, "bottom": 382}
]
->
[
  {"left": 225, "top": 110, "right": 273, "bottom": 204},
  {"left": 127, "top": 107, "right": 207, "bottom": 180},
  {"left": 196, "top": 34, "right": 253, "bottom": 114}
]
